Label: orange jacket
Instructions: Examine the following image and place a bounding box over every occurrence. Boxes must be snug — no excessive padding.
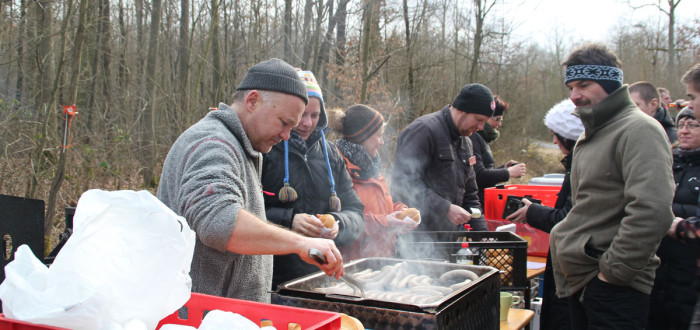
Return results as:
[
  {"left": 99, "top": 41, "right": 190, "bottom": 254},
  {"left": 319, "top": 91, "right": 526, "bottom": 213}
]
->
[{"left": 338, "top": 155, "right": 407, "bottom": 261}]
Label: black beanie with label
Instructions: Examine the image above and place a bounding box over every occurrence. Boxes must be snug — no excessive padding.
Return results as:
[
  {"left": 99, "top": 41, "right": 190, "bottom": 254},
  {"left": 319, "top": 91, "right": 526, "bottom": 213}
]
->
[{"left": 452, "top": 84, "right": 496, "bottom": 117}]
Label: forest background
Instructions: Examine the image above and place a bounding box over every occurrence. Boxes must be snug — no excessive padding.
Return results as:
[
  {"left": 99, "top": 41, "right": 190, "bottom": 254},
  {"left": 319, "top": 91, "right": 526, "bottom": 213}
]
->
[{"left": 1, "top": 0, "right": 698, "bottom": 254}]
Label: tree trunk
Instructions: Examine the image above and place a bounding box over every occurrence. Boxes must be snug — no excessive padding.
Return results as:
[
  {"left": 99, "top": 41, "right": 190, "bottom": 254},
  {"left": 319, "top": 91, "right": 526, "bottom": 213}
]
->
[
  {"left": 318, "top": 0, "right": 336, "bottom": 86},
  {"left": 99, "top": 0, "right": 113, "bottom": 131},
  {"left": 335, "top": 0, "right": 348, "bottom": 66},
  {"left": 402, "top": 0, "right": 415, "bottom": 124},
  {"left": 211, "top": 0, "right": 222, "bottom": 103},
  {"left": 284, "top": 0, "right": 292, "bottom": 63},
  {"left": 46, "top": 0, "right": 87, "bottom": 254},
  {"left": 141, "top": 0, "right": 162, "bottom": 188},
  {"left": 177, "top": 0, "right": 190, "bottom": 135},
  {"left": 310, "top": 0, "right": 326, "bottom": 74},
  {"left": 14, "top": 0, "right": 27, "bottom": 110},
  {"left": 360, "top": 0, "right": 374, "bottom": 103},
  {"left": 666, "top": 0, "right": 679, "bottom": 72},
  {"left": 301, "top": 0, "right": 314, "bottom": 67}
]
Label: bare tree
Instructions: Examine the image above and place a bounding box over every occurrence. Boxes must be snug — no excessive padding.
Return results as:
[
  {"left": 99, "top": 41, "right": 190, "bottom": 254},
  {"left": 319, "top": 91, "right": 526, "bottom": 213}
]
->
[
  {"left": 626, "top": 0, "right": 682, "bottom": 73},
  {"left": 469, "top": 0, "right": 496, "bottom": 83},
  {"left": 284, "top": 0, "right": 292, "bottom": 62},
  {"left": 211, "top": 0, "right": 222, "bottom": 103},
  {"left": 177, "top": 0, "right": 191, "bottom": 134},
  {"left": 45, "top": 0, "right": 88, "bottom": 249},
  {"left": 335, "top": 0, "right": 348, "bottom": 66},
  {"left": 141, "top": 0, "right": 163, "bottom": 188}
]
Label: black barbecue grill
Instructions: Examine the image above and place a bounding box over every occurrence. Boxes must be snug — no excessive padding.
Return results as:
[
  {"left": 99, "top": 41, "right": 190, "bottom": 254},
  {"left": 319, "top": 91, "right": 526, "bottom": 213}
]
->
[{"left": 273, "top": 257, "right": 500, "bottom": 330}]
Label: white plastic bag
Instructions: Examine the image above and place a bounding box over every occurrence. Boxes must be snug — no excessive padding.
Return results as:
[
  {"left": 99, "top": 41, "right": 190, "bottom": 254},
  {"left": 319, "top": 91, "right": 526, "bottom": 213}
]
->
[{"left": 0, "top": 189, "right": 196, "bottom": 330}]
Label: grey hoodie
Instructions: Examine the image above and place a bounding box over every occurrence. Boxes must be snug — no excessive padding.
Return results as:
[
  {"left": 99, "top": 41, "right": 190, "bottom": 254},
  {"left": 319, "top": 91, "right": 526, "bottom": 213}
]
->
[{"left": 157, "top": 102, "right": 273, "bottom": 303}]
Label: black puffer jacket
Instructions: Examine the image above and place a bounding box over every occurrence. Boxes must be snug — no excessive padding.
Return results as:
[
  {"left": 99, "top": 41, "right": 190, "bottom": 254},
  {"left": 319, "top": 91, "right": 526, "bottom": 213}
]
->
[
  {"left": 654, "top": 106, "right": 678, "bottom": 144},
  {"left": 647, "top": 147, "right": 700, "bottom": 329},
  {"left": 470, "top": 130, "right": 510, "bottom": 205},
  {"left": 391, "top": 106, "right": 486, "bottom": 232},
  {"left": 524, "top": 154, "right": 573, "bottom": 330},
  {"left": 526, "top": 154, "right": 573, "bottom": 233},
  {"left": 262, "top": 112, "right": 364, "bottom": 289}
]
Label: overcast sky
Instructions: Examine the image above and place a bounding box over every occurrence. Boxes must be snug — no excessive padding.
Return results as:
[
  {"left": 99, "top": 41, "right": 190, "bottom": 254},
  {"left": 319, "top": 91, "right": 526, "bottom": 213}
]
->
[{"left": 505, "top": 0, "right": 700, "bottom": 47}]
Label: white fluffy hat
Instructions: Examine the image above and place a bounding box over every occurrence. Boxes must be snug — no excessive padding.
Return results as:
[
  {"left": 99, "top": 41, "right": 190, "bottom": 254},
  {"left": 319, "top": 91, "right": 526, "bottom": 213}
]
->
[{"left": 544, "top": 99, "right": 584, "bottom": 141}]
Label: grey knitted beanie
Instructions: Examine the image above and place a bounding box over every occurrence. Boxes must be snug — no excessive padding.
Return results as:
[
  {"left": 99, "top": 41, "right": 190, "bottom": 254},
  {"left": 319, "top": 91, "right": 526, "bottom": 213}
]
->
[
  {"left": 452, "top": 84, "right": 496, "bottom": 117},
  {"left": 236, "top": 58, "right": 309, "bottom": 104},
  {"left": 677, "top": 106, "right": 694, "bottom": 122}
]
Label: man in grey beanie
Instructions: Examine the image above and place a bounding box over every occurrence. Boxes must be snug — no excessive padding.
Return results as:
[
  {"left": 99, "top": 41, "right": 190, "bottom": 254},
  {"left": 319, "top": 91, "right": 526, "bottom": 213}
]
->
[
  {"left": 391, "top": 83, "right": 495, "bottom": 232},
  {"left": 157, "top": 58, "right": 344, "bottom": 303}
]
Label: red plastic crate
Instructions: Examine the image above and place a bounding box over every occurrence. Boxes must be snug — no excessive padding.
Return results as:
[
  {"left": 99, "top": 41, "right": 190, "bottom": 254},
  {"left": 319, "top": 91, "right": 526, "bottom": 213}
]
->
[
  {"left": 2, "top": 293, "right": 341, "bottom": 330},
  {"left": 0, "top": 316, "right": 68, "bottom": 330},
  {"left": 483, "top": 185, "right": 562, "bottom": 257},
  {"left": 157, "top": 293, "right": 341, "bottom": 330}
]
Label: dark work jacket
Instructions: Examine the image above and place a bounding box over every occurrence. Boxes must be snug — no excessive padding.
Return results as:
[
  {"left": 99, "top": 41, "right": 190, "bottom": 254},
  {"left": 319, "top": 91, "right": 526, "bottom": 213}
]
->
[
  {"left": 391, "top": 106, "right": 486, "bottom": 232},
  {"left": 262, "top": 131, "right": 364, "bottom": 290},
  {"left": 647, "top": 147, "right": 700, "bottom": 329},
  {"left": 525, "top": 153, "right": 573, "bottom": 330},
  {"left": 654, "top": 106, "right": 678, "bottom": 144},
  {"left": 470, "top": 131, "right": 510, "bottom": 206}
]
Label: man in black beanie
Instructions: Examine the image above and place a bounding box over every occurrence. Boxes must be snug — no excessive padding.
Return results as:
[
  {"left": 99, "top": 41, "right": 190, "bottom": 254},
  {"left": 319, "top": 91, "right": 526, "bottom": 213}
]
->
[
  {"left": 157, "top": 58, "right": 344, "bottom": 303},
  {"left": 391, "top": 83, "right": 495, "bottom": 232},
  {"left": 548, "top": 43, "right": 674, "bottom": 329}
]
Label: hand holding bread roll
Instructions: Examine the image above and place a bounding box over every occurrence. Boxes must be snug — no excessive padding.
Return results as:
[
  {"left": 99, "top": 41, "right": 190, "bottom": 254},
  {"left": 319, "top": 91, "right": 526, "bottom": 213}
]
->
[
  {"left": 398, "top": 208, "right": 421, "bottom": 223},
  {"left": 317, "top": 214, "right": 336, "bottom": 229},
  {"left": 316, "top": 214, "right": 338, "bottom": 239}
]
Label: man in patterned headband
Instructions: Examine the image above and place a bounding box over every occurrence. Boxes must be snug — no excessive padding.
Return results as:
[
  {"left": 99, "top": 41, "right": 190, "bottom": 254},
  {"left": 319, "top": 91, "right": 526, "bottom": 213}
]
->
[{"left": 548, "top": 43, "right": 674, "bottom": 329}]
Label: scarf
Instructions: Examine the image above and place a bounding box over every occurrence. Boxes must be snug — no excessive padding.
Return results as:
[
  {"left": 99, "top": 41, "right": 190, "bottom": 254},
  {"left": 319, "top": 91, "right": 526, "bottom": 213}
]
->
[
  {"left": 480, "top": 122, "right": 500, "bottom": 143},
  {"left": 335, "top": 138, "right": 381, "bottom": 180}
]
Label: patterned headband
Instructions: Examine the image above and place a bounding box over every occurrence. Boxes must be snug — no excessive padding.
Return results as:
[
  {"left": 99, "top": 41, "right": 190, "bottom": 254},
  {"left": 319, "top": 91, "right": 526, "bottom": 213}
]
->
[{"left": 564, "top": 65, "right": 623, "bottom": 85}]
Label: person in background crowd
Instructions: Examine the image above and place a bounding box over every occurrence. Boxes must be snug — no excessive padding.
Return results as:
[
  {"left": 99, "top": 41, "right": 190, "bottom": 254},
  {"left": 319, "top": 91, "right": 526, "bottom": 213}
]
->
[
  {"left": 157, "top": 59, "right": 344, "bottom": 303},
  {"left": 469, "top": 95, "right": 527, "bottom": 206},
  {"left": 549, "top": 43, "right": 674, "bottom": 329},
  {"left": 684, "top": 64, "right": 700, "bottom": 116},
  {"left": 668, "top": 63, "right": 700, "bottom": 328},
  {"left": 630, "top": 81, "right": 678, "bottom": 143},
  {"left": 506, "top": 99, "right": 583, "bottom": 330},
  {"left": 327, "top": 105, "right": 419, "bottom": 260},
  {"left": 261, "top": 70, "right": 363, "bottom": 290},
  {"left": 646, "top": 107, "right": 699, "bottom": 330},
  {"left": 659, "top": 87, "right": 673, "bottom": 110},
  {"left": 391, "top": 84, "right": 495, "bottom": 232}
]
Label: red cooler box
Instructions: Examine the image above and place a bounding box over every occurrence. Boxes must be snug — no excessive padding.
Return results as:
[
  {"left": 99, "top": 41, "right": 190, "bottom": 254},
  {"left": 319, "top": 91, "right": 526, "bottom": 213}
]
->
[{"left": 483, "top": 184, "right": 561, "bottom": 257}]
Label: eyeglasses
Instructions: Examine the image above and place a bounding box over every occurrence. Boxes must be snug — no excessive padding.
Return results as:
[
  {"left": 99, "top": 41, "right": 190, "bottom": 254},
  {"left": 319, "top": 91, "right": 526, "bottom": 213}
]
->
[
  {"left": 677, "top": 122, "right": 700, "bottom": 130},
  {"left": 491, "top": 117, "right": 503, "bottom": 122}
]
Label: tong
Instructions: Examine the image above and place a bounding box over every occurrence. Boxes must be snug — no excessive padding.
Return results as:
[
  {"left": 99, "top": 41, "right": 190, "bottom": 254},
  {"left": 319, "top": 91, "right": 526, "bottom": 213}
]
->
[{"left": 308, "top": 248, "right": 366, "bottom": 298}]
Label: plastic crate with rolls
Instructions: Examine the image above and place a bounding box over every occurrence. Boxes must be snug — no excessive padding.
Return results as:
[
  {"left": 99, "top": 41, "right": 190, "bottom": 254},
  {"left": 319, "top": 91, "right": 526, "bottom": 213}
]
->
[
  {"left": 483, "top": 184, "right": 561, "bottom": 256},
  {"left": 396, "top": 231, "right": 528, "bottom": 290}
]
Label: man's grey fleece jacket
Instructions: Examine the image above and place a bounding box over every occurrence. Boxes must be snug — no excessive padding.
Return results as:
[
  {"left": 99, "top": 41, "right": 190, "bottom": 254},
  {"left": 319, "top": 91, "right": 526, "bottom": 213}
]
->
[{"left": 157, "top": 102, "right": 273, "bottom": 303}]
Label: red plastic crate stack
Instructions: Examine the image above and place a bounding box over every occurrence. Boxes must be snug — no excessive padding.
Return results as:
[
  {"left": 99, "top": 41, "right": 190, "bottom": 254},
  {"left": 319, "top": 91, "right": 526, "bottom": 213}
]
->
[
  {"left": 1, "top": 293, "right": 342, "bottom": 330},
  {"left": 157, "top": 293, "right": 342, "bottom": 330},
  {"left": 483, "top": 185, "right": 561, "bottom": 256}
]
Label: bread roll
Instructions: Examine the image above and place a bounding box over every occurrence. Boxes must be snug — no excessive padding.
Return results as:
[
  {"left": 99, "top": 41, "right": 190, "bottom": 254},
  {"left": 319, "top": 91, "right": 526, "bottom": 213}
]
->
[
  {"left": 317, "top": 214, "right": 336, "bottom": 229},
  {"left": 340, "top": 313, "right": 365, "bottom": 330},
  {"left": 398, "top": 208, "right": 420, "bottom": 222}
]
